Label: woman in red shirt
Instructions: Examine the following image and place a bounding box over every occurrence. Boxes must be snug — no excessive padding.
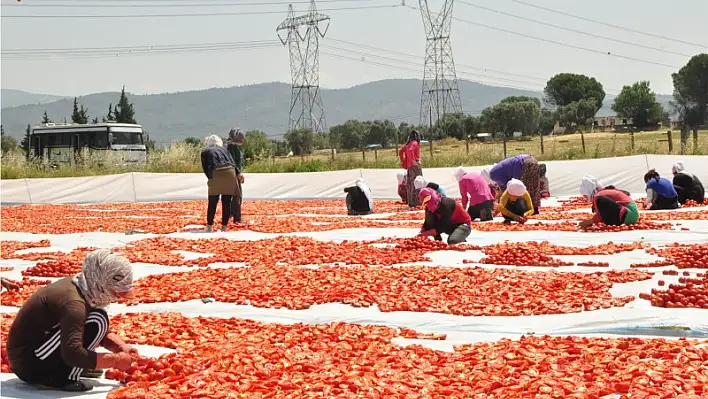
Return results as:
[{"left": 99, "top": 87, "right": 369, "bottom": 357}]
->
[
  {"left": 578, "top": 175, "right": 639, "bottom": 228},
  {"left": 399, "top": 130, "right": 423, "bottom": 208}
]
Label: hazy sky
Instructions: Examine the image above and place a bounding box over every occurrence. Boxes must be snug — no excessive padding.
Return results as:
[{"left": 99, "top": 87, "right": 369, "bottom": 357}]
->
[{"left": 2, "top": 0, "right": 707, "bottom": 97}]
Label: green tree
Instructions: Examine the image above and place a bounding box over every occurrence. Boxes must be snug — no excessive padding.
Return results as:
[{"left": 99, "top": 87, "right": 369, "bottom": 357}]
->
[
  {"left": 555, "top": 98, "right": 599, "bottom": 129},
  {"left": 183, "top": 137, "right": 201, "bottom": 146},
  {"left": 538, "top": 108, "right": 557, "bottom": 133},
  {"left": 483, "top": 98, "right": 541, "bottom": 136},
  {"left": 671, "top": 54, "right": 708, "bottom": 149},
  {"left": 312, "top": 131, "right": 330, "bottom": 150},
  {"left": 71, "top": 97, "right": 89, "bottom": 124},
  {"left": 500, "top": 96, "right": 542, "bottom": 107},
  {"left": 20, "top": 124, "right": 31, "bottom": 157},
  {"left": 103, "top": 103, "right": 114, "bottom": 122},
  {"left": 284, "top": 128, "right": 314, "bottom": 155},
  {"left": 114, "top": 87, "right": 137, "bottom": 124},
  {"left": 462, "top": 115, "right": 481, "bottom": 138},
  {"left": 144, "top": 132, "right": 156, "bottom": 152},
  {"left": 611, "top": 81, "right": 664, "bottom": 128},
  {"left": 41, "top": 110, "right": 51, "bottom": 124},
  {"left": 91, "top": 116, "right": 100, "bottom": 124},
  {"left": 544, "top": 73, "right": 606, "bottom": 110},
  {"left": 365, "top": 120, "right": 398, "bottom": 147},
  {"left": 330, "top": 120, "right": 365, "bottom": 150},
  {"left": 1, "top": 126, "right": 18, "bottom": 154},
  {"left": 269, "top": 139, "right": 289, "bottom": 157},
  {"left": 242, "top": 130, "right": 272, "bottom": 161}
]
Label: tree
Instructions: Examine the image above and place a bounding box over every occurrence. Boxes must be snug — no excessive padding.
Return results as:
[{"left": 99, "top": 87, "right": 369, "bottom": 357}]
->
[
  {"left": 544, "top": 73, "right": 606, "bottom": 110},
  {"left": 1, "top": 126, "right": 18, "bottom": 154},
  {"left": 113, "top": 87, "right": 137, "bottom": 124},
  {"left": 555, "top": 98, "right": 599, "bottom": 129},
  {"left": 611, "top": 81, "right": 664, "bottom": 128},
  {"left": 103, "top": 103, "right": 114, "bottom": 123},
  {"left": 41, "top": 110, "right": 51, "bottom": 124},
  {"left": 91, "top": 116, "right": 100, "bottom": 124},
  {"left": 284, "top": 128, "right": 314, "bottom": 155},
  {"left": 312, "top": 131, "right": 330, "bottom": 150},
  {"left": 538, "top": 108, "right": 557, "bottom": 133},
  {"left": 183, "top": 137, "right": 201, "bottom": 146},
  {"left": 21, "top": 124, "right": 31, "bottom": 157},
  {"left": 483, "top": 98, "right": 541, "bottom": 136},
  {"left": 330, "top": 120, "right": 366, "bottom": 150},
  {"left": 144, "top": 132, "right": 156, "bottom": 152},
  {"left": 365, "top": 120, "right": 397, "bottom": 146},
  {"left": 270, "top": 139, "right": 289, "bottom": 156},
  {"left": 500, "top": 96, "right": 542, "bottom": 107},
  {"left": 671, "top": 54, "right": 708, "bottom": 150},
  {"left": 71, "top": 97, "right": 89, "bottom": 124},
  {"left": 242, "top": 130, "right": 272, "bottom": 161}
]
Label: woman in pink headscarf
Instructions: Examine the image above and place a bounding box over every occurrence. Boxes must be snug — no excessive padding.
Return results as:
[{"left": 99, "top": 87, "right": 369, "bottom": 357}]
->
[{"left": 418, "top": 187, "right": 471, "bottom": 244}]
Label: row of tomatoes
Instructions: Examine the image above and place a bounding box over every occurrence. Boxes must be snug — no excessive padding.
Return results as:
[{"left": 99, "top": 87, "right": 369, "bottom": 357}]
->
[
  {"left": 115, "top": 265, "right": 650, "bottom": 317},
  {"left": 640, "top": 272, "right": 708, "bottom": 308},
  {"left": 105, "top": 313, "right": 708, "bottom": 399}
]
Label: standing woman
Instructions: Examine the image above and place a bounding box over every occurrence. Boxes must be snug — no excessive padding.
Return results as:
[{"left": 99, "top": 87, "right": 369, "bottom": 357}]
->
[
  {"left": 488, "top": 154, "right": 542, "bottom": 214},
  {"left": 399, "top": 130, "right": 423, "bottom": 208},
  {"left": 226, "top": 128, "right": 246, "bottom": 224},
  {"left": 643, "top": 169, "right": 679, "bottom": 210},
  {"left": 7, "top": 250, "right": 137, "bottom": 392},
  {"left": 201, "top": 135, "right": 237, "bottom": 232}
]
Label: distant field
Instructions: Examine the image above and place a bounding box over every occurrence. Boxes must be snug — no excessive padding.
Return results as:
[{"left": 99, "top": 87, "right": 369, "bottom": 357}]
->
[{"left": 2, "top": 130, "right": 706, "bottom": 179}]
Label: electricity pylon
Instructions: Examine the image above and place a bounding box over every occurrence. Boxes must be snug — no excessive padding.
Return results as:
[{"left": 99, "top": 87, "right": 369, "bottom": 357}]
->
[
  {"left": 419, "top": 0, "right": 463, "bottom": 128},
  {"left": 277, "top": 0, "right": 330, "bottom": 134}
]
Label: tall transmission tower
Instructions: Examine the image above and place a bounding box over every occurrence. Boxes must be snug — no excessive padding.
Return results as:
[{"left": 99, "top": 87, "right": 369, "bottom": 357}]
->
[
  {"left": 277, "top": 0, "right": 330, "bottom": 134},
  {"left": 419, "top": 0, "right": 463, "bottom": 128}
]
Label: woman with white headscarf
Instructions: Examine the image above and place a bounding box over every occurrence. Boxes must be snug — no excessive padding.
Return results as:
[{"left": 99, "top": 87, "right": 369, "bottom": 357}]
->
[
  {"left": 7, "top": 250, "right": 136, "bottom": 392},
  {"left": 344, "top": 178, "right": 373, "bottom": 215},
  {"left": 672, "top": 161, "right": 705, "bottom": 204},
  {"left": 396, "top": 171, "right": 408, "bottom": 203},
  {"left": 201, "top": 134, "right": 237, "bottom": 232},
  {"left": 454, "top": 167, "right": 495, "bottom": 221},
  {"left": 499, "top": 178, "right": 534, "bottom": 224},
  {"left": 414, "top": 175, "right": 447, "bottom": 197},
  {"left": 578, "top": 175, "right": 639, "bottom": 229}
]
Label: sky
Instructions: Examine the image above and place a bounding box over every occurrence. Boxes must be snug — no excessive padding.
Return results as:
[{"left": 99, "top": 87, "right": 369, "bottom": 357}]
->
[{"left": 1, "top": 0, "right": 707, "bottom": 97}]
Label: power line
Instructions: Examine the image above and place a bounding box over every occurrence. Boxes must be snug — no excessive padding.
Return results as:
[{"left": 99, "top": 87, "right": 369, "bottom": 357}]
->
[
  {"left": 511, "top": 0, "right": 708, "bottom": 50},
  {"left": 0, "top": 3, "right": 399, "bottom": 17},
  {"left": 397, "top": 5, "right": 681, "bottom": 69},
  {"left": 2, "top": 0, "right": 376, "bottom": 7},
  {"left": 457, "top": 0, "right": 692, "bottom": 58}
]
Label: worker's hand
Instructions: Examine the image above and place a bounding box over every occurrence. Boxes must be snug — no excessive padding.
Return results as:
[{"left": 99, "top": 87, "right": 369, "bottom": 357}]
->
[
  {"left": 120, "top": 344, "right": 140, "bottom": 358},
  {"left": 517, "top": 217, "right": 528, "bottom": 224},
  {"left": 578, "top": 219, "right": 593, "bottom": 229},
  {"left": 1, "top": 278, "right": 20, "bottom": 291},
  {"left": 97, "top": 352, "right": 133, "bottom": 371},
  {"left": 420, "top": 229, "right": 436, "bottom": 237},
  {"left": 238, "top": 174, "right": 245, "bottom": 184}
]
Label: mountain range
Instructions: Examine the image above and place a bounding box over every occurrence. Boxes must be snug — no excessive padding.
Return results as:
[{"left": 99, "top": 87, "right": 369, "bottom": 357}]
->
[{"left": 0, "top": 80, "right": 674, "bottom": 142}]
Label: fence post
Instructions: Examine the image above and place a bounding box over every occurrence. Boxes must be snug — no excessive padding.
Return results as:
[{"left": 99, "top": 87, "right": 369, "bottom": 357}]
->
[
  {"left": 502, "top": 133, "right": 508, "bottom": 158},
  {"left": 580, "top": 130, "right": 586, "bottom": 154},
  {"left": 630, "top": 128, "right": 635, "bottom": 151},
  {"left": 465, "top": 137, "right": 469, "bottom": 155},
  {"left": 540, "top": 132, "right": 545, "bottom": 155},
  {"left": 693, "top": 129, "right": 698, "bottom": 153},
  {"left": 667, "top": 130, "right": 673, "bottom": 152},
  {"left": 361, "top": 148, "right": 366, "bottom": 162},
  {"left": 374, "top": 148, "right": 378, "bottom": 162}
]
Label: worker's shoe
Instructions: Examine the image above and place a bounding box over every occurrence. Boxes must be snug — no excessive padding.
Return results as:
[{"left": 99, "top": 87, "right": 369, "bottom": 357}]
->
[
  {"left": 204, "top": 225, "right": 213, "bottom": 233},
  {"left": 61, "top": 380, "right": 93, "bottom": 392},
  {"left": 220, "top": 225, "right": 228, "bottom": 232},
  {"left": 80, "top": 369, "right": 103, "bottom": 378},
  {"left": 480, "top": 208, "right": 493, "bottom": 221}
]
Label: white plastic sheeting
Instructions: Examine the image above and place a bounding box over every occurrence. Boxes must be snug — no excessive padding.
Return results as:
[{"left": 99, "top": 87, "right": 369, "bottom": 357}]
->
[{"left": 2, "top": 155, "right": 707, "bottom": 204}]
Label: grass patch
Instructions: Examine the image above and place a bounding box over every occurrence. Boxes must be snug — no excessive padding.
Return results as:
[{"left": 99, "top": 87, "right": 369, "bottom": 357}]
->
[{"left": 2, "top": 130, "right": 707, "bottom": 179}]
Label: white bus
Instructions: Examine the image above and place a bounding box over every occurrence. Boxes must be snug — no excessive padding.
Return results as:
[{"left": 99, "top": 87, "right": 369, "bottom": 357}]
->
[{"left": 30, "top": 123, "right": 147, "bottom": 165}]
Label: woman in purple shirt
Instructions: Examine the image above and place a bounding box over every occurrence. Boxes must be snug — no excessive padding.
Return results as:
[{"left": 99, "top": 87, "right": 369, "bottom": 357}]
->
[{"left": 488, "top": 154, "right": 541, "bottom": 214}]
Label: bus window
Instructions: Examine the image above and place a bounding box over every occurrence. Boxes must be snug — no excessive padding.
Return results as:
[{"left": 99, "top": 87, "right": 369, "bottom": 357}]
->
[
  {"left": 93, "top": 132, "right": 108, "bottom": 148},
  {"left": 111, "top": 131, "right": 143, "bottom": 145}
]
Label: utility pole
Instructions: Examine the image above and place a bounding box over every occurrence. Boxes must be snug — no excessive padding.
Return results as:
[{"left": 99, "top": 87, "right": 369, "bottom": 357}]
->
[
  {"left": 276, "top": 0, "right": 329, "bottom": 136},
  {"left": 419, "top": 0, "right": 463, "bottom": 129}
]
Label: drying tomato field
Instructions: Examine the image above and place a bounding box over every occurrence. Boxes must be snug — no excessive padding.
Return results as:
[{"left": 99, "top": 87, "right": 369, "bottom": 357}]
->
[{"left": 1, "top": 197, "right": 707, "bottom": 398}]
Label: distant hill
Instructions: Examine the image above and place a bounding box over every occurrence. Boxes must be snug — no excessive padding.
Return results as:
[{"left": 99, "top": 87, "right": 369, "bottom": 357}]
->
[
  {"left": 1, "top": 89, "right": 69, "bottom": 109},
  {"left": 0, "top": 80, "right": 674, "bottom": 142}
]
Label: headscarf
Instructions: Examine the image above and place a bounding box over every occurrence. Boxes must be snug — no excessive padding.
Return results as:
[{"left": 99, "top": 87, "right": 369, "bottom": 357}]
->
[
  {"left": 419, "top": 187, "right": 441, "bottom": 212},
  {"left": 355, "top": 178, "right": 374, "bottom": 211},
  {"left": 228, "top": 127, "right": 245, "bottom": 147},
  {"left": 480, "top": 166, "right": 493, "bottom": 184},
  {"left": 507, "top": 178, "right": 526, "bottom": 197},
  {"left": 72, "top": 249, "right": 133, "bottom": 309},
  {"left": 453, "top": 166, "right": 466, "bottom": 182},
  {"left": 204, "top": 134, "right": 223, "bottom": 148},
  {"left": 413, "top": 175, "right": 429, "bottom": 190},
  {"left": 672, "top": 161, "right": 692, "bottom": 177},
  {"left": 579, "top": 175, "right": 603, "bottom": 199},
  {"left": 397, "top": 171, "right": 407, "bottom": 185},
  {"left": 407, "top": 130, "right": 421, "bottom": 143}
]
